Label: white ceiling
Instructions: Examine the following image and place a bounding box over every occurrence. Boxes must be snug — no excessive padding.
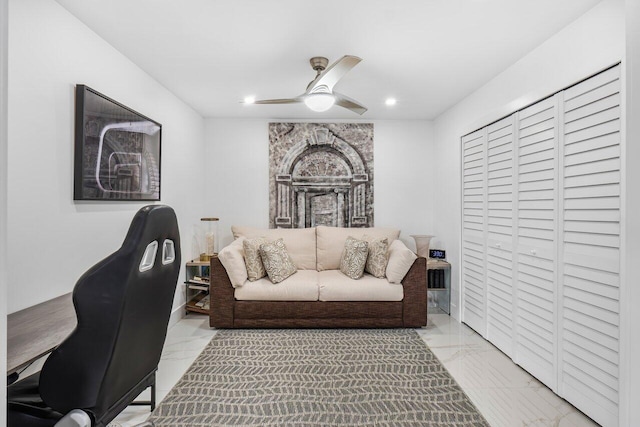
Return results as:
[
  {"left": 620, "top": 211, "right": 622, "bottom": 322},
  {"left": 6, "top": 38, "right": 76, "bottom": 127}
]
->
[{"left": 55, "top": 0, "right": 602, "bottom": 120}]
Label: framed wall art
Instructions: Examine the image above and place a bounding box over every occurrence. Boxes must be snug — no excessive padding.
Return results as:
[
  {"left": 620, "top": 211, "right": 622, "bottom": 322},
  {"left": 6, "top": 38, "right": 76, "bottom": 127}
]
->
[
  {"left": 74, "top": 85, "right": 162, "bottom": 201},
  {"left": 269, "top": 122, "right": 374, "bottom": 229}
]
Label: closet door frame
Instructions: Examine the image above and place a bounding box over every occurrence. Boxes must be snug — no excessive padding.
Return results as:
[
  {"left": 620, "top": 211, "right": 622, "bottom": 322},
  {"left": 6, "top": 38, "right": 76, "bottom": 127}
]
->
[{"left": 458, "top": 62, "right": 623, "bottom": 427}]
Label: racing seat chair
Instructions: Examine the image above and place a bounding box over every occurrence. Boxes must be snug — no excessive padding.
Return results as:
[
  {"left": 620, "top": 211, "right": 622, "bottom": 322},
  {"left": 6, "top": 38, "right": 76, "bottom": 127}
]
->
[{"left": 8, "top": 205, "right": 181, "bottom": 427}]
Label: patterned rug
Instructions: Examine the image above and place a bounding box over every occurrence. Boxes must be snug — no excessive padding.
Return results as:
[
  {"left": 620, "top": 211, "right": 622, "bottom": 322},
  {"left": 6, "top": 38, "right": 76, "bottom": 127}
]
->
[{"left": 148, "top": 329, "right": 489, "bottom": 426}]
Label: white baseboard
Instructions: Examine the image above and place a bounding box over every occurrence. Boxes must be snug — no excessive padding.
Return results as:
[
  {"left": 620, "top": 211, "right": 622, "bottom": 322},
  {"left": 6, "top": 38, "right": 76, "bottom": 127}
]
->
[{"left": 168, "top": 304, "right": 186, "bottom": 329}]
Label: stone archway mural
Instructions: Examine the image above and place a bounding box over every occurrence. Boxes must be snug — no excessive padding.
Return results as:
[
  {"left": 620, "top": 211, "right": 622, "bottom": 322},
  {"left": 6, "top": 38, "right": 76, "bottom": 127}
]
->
[{"left": 269, "top": 123, "right": 374, "bottom": 229}]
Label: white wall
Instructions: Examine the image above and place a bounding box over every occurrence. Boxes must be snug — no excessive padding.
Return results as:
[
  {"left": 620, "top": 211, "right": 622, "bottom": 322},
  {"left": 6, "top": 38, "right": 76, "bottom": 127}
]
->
[
  {"left": 1, "top": 0, "right": 8, "bottom": 422},
  {"left": 205, "top": 119, "right": 434, "bottom": 249},
  {"left": 432, "top": 0, "right": 625, "bottom": 321},
  {"left": 623, "top": 0, "right": 640, "bottom": 424},
  {"left": 7, "top": 0, "right": 207, "bottom": 314}
]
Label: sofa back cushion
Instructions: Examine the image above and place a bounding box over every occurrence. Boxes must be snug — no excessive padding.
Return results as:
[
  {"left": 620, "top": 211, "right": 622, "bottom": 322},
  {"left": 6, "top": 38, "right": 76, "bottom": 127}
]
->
[
  {"left": 316, "top": 226, "right": 400, "bottom": 271},
  {"left": 231, "top": 226, "right": 317, "bottom": 270},
  {"left": 218, "top": 236, "right": 248, "bottom": 288},
  {"left": 386, "top": 239, "right": 418, "bottom": 283}
]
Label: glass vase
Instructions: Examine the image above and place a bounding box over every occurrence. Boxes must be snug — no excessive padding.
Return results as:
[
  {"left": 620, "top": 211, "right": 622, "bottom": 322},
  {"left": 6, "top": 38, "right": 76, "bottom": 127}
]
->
[{"left": 411, "top": 235, "right": 434, "bottom": 258}]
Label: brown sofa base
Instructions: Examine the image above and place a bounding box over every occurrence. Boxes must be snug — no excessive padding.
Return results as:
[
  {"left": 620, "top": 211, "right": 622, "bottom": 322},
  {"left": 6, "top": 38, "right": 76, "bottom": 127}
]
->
[
  {"left": 234, "top": 318, "right": 403, "bottom": 328},
  {"left": 209, "top": 257, "right": 427, "bottom": 329},
  {"left": 235, "top": 300, "right": 403, "bottom": 319},
  {"left": 232, "top": 300, "right": 404, "bottom": 328}
]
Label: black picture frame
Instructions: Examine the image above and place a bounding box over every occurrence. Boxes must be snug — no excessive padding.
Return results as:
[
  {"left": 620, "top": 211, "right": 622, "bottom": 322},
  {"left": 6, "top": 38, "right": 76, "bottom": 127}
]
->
[{"left": 74, "top": 85, "right": 162, "bottom": 201}]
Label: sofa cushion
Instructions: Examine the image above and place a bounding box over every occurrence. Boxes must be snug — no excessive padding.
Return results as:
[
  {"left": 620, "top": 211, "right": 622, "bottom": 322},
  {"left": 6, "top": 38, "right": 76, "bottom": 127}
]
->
[
  {"left": 217, "top": 237, "right": 247, "bottom": 288},
  {"left": 232, "top": 226, "right": 316, "bottom": 270},
  {"left": 316, "top": 226, "right": 400, "bottom": 271},
  {"left": 339, "top": 236, "right": 369, "bottom": 280},
  {"left": 259, "top": 239, "right": 298, "bottom": 284},
  {"left": 243, "top": 237, "right": 268, "bottom": 281},
  {"left": 234, "top": 270, "right": 319, "bottom": 301},
  {"left": 386, "top": 240, "right": 418, "bottom": 284},
  {"left": 364, "top": 236, "right": 389, "bottom": 278},
  {"left": 318, "top": 270, "right": 403, "bottom": 302}
]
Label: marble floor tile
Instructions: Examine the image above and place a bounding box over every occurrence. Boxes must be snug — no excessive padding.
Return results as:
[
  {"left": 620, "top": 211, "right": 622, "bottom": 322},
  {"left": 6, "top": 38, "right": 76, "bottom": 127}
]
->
[
  {"left": 108, "top": 316, "right": 216, "bottom": 427},
  {"left": 463, "top": 386, "right": 599, "bottom": 427},
  {"left": 108, "top": 313, "right": 598, "bottom": 427}
]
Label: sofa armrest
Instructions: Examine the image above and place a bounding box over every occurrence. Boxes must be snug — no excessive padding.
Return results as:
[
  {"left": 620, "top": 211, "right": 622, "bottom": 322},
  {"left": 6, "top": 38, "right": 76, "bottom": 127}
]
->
[
  {"left": 401, "top": 257, "right": 427, "bottom": 327},
  {"left": 209, "top": 257, "right": 235, "bottom": 328}
]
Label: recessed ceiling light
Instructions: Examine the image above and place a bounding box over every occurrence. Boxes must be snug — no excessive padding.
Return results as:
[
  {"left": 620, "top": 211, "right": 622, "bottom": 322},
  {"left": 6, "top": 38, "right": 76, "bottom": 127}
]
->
[
  {"left": 385, "top": 98, "right": 397, "bottom": 106},
  {"left": 243, "top": 96, "right": 255, "bottom": 104}
]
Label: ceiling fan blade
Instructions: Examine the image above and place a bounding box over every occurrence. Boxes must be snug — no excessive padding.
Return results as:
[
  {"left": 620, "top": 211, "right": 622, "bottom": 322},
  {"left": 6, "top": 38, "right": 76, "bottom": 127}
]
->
[
  {"left": 334, "top": 92, "right": 367, "bottom": 115},
  {"left": 252, "top": 97, "right": 302, "bottom": 104},
  {"left": 307, "top": 55, "right": 362, "bottom": 93}
]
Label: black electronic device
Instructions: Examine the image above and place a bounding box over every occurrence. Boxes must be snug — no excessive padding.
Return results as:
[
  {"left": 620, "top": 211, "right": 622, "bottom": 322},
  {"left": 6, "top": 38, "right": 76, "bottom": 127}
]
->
[{"left": 429, "top": 249, "right": 446, "bottom": 260}]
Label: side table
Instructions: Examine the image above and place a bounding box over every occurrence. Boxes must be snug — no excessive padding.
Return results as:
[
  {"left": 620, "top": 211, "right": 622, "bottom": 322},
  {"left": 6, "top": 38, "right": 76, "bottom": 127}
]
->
[
  {"left": 185, "top": 259, "right": 212, "bottom": 315},
  {"left": 427, "top": 259, "right": 451, "bottom": 315}
]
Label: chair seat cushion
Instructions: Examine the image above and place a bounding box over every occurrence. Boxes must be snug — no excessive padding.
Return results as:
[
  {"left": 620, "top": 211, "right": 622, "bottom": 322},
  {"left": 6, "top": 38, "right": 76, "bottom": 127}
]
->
[
  {"left": 318, "top": 270, "right": 404, "bottom": 302},
  {"left": 234, "top": 270, "right": 319, "bottom": 301},
  {"left": 8, "top": 372, "right": 46, "bottom": 406},
  {"left": 8, "top": 372, "right": 63, "bottom": 427}
]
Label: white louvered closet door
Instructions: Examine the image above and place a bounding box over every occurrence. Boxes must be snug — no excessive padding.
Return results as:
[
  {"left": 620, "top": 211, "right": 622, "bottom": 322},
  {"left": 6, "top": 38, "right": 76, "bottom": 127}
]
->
[
  {"left": 485, "top": 116, "right": 516, "bottom": 357},
  {"left": 559, "top": 65, "right": 621, "bottom": 427},
  {"left": 461, "top": 129, "right": 487, "bottom": 336},
  {"left": 515, "top": 96, "right": 558, "bottom": 390}
]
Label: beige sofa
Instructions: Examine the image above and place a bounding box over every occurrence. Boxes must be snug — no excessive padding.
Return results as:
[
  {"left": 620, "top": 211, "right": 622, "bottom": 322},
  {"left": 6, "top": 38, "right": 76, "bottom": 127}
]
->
[{"left": 209, "top": 225, "right": 427, "bottom": 328}]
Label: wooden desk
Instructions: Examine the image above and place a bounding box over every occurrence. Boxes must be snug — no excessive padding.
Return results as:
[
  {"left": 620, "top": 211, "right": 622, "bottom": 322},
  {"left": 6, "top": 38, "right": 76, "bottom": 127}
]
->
[{"left": 7, "top": 293, "right": 76, "bottom": 375}]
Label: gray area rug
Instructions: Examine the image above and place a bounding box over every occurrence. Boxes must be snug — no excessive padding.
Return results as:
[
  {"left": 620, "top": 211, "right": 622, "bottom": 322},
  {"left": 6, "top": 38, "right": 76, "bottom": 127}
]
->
[{"left": 148, "top": 329, "right": 489, "bottom": 426}]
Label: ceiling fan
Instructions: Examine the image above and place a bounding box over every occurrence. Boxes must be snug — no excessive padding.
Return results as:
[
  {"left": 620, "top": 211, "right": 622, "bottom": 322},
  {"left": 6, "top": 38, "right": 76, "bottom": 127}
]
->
[{"left": 250, "top": 55, "right": 367, "bottom": 115}]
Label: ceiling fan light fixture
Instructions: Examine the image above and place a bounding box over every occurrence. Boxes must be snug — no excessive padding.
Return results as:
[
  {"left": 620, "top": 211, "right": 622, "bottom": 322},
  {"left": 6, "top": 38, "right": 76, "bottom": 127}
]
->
[
  {"left": 252, "top": 55, "right": 366, "bottom": 114},
  {"left": 304, "top": 93, "right": 335, "bottom": 112}
]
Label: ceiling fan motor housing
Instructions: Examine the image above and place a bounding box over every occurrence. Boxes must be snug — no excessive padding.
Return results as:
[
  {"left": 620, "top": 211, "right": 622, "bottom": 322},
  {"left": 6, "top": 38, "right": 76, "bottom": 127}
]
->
[{"left": 310, "top": 56, "right": 329, "bottom": 72}]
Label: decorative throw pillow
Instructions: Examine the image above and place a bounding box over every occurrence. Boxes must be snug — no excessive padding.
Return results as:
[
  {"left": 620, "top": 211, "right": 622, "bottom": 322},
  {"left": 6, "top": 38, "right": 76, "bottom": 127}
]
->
[
  {"left": 339, "top": 236, "right": 369, "bottom": 280},
  {"left": 363, "top": 235, "right": 389, "bottom": 278},
  {"left": 217, "top": 237, "right": 248, "bottom": 288},
  {"left": 243, "top": 237, "right": 268, "bottom": 281},
  {"left": 386, "top": 239, "right": 418, "bottom": 284},
  {"left": 259, "top": 238, "right": 297, "bottom": 284}
]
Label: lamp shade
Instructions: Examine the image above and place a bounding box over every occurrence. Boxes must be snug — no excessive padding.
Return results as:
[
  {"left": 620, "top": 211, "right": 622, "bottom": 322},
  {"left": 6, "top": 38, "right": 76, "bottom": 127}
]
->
[{"left": 304, "top": 93, "right": 335, "bottom": 112}]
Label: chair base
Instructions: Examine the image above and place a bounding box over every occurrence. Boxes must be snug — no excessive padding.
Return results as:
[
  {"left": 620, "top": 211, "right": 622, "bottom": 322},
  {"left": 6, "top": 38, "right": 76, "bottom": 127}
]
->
[
  {"left": 129, "top": 380, "right": 156, "bottom": 411},
  {"left": 7, "top": 370, "right": 157, "bottom": 427},
  {"left": 93, "top": 370, "right": 157, "bottom": 427}
]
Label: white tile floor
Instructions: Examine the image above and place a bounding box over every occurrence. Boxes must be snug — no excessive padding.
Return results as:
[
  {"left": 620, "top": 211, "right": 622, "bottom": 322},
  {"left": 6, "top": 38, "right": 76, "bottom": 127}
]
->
[{"left": 109, "top": 313, "right": 599, "bottom": 427}]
